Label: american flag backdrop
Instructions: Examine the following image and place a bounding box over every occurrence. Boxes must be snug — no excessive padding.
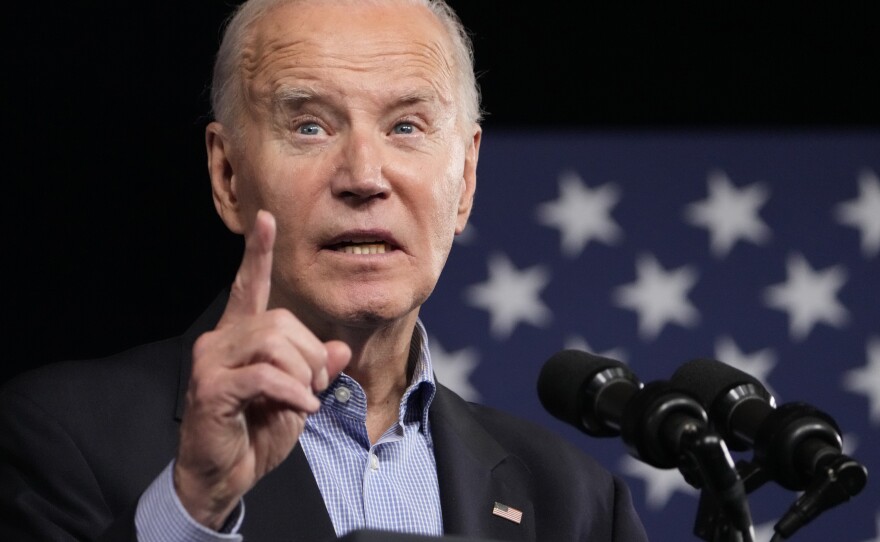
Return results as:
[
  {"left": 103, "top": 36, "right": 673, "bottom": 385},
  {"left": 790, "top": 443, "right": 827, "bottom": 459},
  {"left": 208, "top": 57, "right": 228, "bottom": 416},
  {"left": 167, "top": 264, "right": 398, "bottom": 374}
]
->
[{"left": 419, "top": 131, "right": 880, "bottom": 542}]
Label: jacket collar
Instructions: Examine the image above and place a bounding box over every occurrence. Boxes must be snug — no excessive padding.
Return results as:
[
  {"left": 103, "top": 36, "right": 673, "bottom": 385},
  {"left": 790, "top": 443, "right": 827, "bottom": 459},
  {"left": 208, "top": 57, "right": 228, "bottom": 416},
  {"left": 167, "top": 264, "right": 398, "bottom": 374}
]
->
[
  {"left": 431, "top": 384, "right": 536, "bottom": 541},
  {"left": 174, "top": 288, "right": 229, "bottom": 420}
]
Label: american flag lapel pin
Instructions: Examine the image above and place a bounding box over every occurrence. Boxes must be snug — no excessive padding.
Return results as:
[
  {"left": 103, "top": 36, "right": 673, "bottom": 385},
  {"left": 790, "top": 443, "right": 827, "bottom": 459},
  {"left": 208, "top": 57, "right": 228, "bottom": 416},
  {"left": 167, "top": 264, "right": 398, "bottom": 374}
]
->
[{"left": 492, "top": 501, "right": 523, "bottom": 524}]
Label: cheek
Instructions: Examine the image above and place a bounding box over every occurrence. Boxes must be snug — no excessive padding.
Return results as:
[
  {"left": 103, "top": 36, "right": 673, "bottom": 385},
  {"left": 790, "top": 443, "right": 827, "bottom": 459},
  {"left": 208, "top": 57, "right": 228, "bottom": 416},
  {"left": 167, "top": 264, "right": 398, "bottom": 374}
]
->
[
  {"left": 252, "top": 154, "right": 326, "bottom": 221},
  {"left": 422, "top": 171, "right": 464, "bottom": 270},
  {"left": 244, "top": 161, "right": 322, "bottom": 277},
  {"left": 429, "top": 136, "right": 464, "bottom": 191},
  {"left": 431, "top": 181, "right": 461, "bottom": 231},
  {"left": 431, "top": 150, "right": 467, "bottom": 229}
]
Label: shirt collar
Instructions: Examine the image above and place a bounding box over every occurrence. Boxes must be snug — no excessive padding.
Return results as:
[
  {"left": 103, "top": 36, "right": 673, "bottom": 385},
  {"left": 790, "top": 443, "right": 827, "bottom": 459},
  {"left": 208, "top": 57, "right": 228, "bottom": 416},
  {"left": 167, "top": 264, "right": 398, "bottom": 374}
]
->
[
  {"left": 401, "top": 318, "right": 437, "bottom": 433},
  {"left": 317, "top": 319, "right": 437, "bottom": 433}
]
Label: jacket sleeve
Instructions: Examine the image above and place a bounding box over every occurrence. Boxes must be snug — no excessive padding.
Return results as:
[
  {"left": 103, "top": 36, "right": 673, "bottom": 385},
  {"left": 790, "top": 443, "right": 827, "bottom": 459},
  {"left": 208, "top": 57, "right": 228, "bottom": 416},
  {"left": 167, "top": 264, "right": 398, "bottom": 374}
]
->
[
  {"left": 0, "top": 387, "right": 138, "bottom": 542},
  {"left": 612, "top": 474, "right": 650, "bottom": 542}
]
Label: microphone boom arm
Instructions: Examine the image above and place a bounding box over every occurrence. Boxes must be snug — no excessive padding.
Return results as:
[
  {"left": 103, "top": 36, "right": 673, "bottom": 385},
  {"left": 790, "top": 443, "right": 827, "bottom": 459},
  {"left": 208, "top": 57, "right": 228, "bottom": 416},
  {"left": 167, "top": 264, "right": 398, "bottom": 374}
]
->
[
  {"left": 677, "top": 421, "right": 755, "bottom": 542},
  {"left": 618, "top": 382, "right": 755, "bottom": 542}
]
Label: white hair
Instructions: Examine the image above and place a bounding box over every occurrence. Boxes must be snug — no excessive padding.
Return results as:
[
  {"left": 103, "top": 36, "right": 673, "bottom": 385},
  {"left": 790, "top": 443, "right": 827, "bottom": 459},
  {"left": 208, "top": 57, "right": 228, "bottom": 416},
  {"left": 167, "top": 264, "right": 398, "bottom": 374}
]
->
[{"left": 209, "top": 0, "right": 483, "bottom": 131}]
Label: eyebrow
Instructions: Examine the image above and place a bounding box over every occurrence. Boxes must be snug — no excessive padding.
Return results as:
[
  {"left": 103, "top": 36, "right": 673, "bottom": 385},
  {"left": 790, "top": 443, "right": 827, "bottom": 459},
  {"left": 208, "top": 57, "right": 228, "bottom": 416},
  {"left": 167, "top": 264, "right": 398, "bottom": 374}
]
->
[
  {"left": 273, "top": 85, "right": 318, "bottom": 110},
  {"left": 272, "top": 84, "right": 445, "bottom": 113},
  {"left": 396, "top": 89, "right": 444, "bottom": 107}
]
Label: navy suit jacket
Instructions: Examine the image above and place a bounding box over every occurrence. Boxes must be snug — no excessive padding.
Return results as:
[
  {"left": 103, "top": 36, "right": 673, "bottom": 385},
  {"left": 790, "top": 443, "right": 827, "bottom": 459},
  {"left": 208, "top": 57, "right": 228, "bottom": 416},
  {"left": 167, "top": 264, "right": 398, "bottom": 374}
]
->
[{"left": 0, "top": 291, "right": 648, "bottom": 541}]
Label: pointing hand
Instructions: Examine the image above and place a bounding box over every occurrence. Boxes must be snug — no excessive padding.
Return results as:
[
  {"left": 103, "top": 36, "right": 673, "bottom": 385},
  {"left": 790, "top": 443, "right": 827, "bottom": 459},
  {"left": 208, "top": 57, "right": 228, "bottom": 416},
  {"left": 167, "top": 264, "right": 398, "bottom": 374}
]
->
[{"left": 174, "top": 210, "right": 351, "bottom": 529}]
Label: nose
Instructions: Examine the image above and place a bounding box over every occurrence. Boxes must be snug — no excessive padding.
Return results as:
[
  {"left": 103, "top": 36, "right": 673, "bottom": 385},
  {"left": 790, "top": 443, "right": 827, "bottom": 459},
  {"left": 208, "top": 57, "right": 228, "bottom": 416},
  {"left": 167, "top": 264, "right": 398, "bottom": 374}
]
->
[{"left": 331, "top": 131, "right": 390, "bottom": 202}]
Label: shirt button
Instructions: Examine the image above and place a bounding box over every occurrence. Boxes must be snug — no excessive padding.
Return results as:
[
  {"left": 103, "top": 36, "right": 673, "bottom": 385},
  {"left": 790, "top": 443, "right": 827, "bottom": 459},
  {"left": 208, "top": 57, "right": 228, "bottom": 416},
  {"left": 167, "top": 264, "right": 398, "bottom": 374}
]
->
[
  {"left": 369, "top": 453, "right": 379, "bottom": 470},
  {"left": 334, "top": 386, "right": 351, "bottom": 403}
]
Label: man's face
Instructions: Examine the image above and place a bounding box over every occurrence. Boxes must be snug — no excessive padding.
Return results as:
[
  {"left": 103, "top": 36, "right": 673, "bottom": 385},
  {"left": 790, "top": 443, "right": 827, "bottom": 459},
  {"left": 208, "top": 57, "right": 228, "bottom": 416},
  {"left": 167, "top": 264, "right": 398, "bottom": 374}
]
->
[{"left": 211, "top": 1, "right": 480, "bottom": 335}]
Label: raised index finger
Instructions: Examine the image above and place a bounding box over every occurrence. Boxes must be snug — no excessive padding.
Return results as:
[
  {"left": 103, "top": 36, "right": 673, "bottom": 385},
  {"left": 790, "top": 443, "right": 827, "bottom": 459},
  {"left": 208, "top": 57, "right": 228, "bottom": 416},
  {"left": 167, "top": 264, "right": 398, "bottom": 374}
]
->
[{"left": 218, "top": 209, "right": 276, "bottom": 327}]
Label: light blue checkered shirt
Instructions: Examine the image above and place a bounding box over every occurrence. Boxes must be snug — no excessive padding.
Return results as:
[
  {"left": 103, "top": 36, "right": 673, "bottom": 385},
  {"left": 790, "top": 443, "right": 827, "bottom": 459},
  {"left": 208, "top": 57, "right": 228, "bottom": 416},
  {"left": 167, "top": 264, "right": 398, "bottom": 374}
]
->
[
  {"left": 300, "top": 319, "right": 442, "bottom": 537},
  {"left": 135, "top": 320, "right": 442, "bottom": 541}
]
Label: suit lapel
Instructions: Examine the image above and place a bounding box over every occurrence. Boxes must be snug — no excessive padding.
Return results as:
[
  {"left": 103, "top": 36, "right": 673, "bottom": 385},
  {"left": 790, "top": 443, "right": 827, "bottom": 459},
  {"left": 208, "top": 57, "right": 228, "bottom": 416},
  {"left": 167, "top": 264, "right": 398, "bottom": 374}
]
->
[
  {"left": 243, "top": 444, "right": 336, "bottom": 542},
  {"left": 431, "top": 385, "right": 535, "bottom": 541}
]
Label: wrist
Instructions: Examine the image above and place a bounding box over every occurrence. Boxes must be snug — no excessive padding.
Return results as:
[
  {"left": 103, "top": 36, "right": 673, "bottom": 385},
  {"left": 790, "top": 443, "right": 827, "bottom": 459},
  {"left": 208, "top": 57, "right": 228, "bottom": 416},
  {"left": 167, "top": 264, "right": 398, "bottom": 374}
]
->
[{"left": 173, "top": 461, "right": 241, "bottom": 531}]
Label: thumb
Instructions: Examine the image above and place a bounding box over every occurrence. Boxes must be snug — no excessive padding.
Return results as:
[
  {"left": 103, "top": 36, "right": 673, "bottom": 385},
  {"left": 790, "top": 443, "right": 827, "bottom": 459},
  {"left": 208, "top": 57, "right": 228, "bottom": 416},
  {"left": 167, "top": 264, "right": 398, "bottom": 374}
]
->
[
  {"left": 218, "top": 210, "right": 276, "bottom": 327},
  {"left": 324, "top": 340, "right": 352, "bottom": 382}
]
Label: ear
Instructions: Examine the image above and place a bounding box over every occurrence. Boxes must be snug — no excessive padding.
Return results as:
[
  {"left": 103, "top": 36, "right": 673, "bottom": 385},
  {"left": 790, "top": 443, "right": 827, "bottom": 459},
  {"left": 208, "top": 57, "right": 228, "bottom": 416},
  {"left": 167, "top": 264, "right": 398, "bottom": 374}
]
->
[
  {"left": 206, "top": 121, "right": 247, "bottom": 234},
  {"left": 455, "top": 125, "right": 481, "bottom": 235}
]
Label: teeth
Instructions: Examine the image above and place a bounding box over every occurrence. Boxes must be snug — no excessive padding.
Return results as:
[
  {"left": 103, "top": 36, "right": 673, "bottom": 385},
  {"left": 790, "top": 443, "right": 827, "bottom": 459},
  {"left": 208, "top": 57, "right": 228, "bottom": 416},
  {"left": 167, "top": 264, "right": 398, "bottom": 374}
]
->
[{"left": 336, "top": 243, "right": 390, "bottom": 254}]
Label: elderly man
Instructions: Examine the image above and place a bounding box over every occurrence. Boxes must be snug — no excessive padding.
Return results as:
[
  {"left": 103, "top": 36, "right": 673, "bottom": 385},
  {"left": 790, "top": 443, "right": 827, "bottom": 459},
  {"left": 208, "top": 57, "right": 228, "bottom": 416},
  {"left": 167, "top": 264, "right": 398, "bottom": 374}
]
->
[{"left": 0, "top": 1, "right": 648, "bottom": 540}]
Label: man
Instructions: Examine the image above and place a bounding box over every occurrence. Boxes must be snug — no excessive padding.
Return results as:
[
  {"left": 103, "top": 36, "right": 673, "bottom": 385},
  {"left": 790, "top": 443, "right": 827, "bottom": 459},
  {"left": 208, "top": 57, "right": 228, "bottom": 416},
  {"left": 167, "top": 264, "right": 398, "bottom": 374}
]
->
[{"left": 0, "top": 1, "right": 648, "bottom": 540}]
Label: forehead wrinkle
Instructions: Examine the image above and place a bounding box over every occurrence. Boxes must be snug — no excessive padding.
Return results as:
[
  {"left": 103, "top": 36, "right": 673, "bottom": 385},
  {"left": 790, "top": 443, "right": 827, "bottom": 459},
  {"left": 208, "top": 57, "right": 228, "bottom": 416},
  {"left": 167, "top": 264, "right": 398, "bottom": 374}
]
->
[
  {"left": 340, "top": 36, "right": 456, "bottom": 95},
  {"left": 275, "top": 40, "right": 452, "bottom": 82},
  {"left": 235, "top": 0, "right": 468, "bottom": 127},
  {"left": 241, "top": 36, "right": 310, "bottom": 104},
  {"left": 242, "top": 26, "right": 458, "bottom": 107}
]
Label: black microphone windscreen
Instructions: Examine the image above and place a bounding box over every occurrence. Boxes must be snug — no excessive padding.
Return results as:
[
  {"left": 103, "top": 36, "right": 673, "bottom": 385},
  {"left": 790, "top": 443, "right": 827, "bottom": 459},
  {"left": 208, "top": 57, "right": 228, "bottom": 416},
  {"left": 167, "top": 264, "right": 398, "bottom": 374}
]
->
[
  {"left": 537, "top": 349, "right": 627, "bottom": 428},
  {"left": 670, "top": 358, "right": 767, "bottom": 410}
]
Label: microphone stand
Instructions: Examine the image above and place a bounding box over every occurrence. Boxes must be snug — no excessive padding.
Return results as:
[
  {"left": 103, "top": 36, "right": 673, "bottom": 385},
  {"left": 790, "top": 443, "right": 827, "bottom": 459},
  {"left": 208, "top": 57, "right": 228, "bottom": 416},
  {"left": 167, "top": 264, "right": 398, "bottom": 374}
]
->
[
  {"left": 727, "top": 454, "right": 867, "bottom": 541},
  {"left": 613, "top": 381, "right": 755, "bottom": 542},
  {"left": 674, "top": 417, "right": 755, "bottom": 542}
]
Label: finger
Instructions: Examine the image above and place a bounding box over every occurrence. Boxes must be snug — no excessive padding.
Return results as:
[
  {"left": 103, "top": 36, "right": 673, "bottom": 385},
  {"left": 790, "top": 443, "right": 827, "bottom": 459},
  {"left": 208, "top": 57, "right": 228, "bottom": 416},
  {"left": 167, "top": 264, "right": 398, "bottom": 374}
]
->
[
  {"left": 224, "top": 363, "right": 321, "bottom": 413},
  {"left": 236, "top": 326, "right": 317, "bottom": 385},
  {"left": 321, "top": 340, "right": 352, "bottom": 388},
  {"left": 306, "top": 340, "right": 350, "bottom": 393},
  {"left": 219, "top": 210, "right": 276, "bottom": 327},
  {"left": 257, "top": 309, "right": 332, "bottom": 391}
]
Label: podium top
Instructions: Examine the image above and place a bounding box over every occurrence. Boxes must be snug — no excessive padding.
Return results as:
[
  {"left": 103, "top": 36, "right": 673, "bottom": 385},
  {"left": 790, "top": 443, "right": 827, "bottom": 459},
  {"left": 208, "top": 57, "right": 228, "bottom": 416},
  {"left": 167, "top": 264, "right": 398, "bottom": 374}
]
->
[{"left": 338, "top": 530, "right": 503, "bottom": 542}]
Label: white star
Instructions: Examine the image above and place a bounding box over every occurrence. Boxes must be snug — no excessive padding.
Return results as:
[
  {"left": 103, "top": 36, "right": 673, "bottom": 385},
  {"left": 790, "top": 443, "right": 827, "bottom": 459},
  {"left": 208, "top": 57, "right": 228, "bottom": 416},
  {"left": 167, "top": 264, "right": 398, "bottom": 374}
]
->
[
  {"left": 684, "top": 170, "right": 772, "bottom": 258},
  {"left": 465, "top": 253, "right": 552, "bottom": 339},
  {"left": 536, "top": 170, "right": 623, "bottom": 257},
  {"left": 564, "top": 335, "right": 628, "bottom": 364},
  {"left": 842, "top": 336, "right": 880, "bottom": 425},
  {"left": 762, "top": 253, "right": 849, "bottom": 341},
  {"left": 428, "top": 335, "right": 480, "bottom": 402},
  {"left": 714, "top": 336, "right": 779, "bottom": 401},
  {"left": 834, "top": 169, "right": 880, "bottom": 258},
  {"left": 620, "top": 455, "right": 698, "bottom": 510},
  {"left": 613, "top": 253, "right": 700, "bottom": 341}
]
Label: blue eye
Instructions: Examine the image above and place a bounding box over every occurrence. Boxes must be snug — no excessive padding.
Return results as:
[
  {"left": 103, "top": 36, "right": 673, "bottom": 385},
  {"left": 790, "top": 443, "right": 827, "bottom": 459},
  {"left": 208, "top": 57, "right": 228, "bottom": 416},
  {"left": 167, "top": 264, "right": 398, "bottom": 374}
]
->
[
  {"left": 297, "top": 122, "right": 323, "bottom": 136},
  {"left": 392, "top": 122, "right": 415, "bottom": 135}
]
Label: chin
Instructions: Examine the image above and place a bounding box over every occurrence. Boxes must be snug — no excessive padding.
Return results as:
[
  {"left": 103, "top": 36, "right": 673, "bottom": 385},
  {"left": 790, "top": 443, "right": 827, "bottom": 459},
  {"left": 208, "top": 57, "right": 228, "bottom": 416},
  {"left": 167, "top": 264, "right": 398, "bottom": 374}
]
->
[
  {"left": 337, "top": 300, "right": 411, "bottom": 326},
  {"left": 280, "top": 274, "right": 430, "bottom": 330},
  {"left": 330, "top": 289, "right": 425, "bottom": 328}
]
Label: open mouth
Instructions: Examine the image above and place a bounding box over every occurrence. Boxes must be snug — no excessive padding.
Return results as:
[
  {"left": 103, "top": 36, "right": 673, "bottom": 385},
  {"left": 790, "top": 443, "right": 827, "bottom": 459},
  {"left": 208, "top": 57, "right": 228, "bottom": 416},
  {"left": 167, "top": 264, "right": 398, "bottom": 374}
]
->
[
  {"left": 331, "top": 241, "right": 393, "bottom": 254},
  {"left": 324, "top": 230, "right": 401, "bottom": 256}
]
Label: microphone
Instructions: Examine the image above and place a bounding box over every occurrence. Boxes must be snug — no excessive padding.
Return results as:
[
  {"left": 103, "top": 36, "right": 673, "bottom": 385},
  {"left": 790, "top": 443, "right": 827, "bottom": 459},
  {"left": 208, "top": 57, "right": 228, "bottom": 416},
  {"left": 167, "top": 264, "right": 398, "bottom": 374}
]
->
[
  {"left": 670, "top": 358, "right": 867, "bottom": 490},
  {"left": 537, "top": 349, "right": 642, "bottom": 438},
  {"left": 671, "top": 358, "right": 868, "bottom": 538},
  {"left": 538, "top": 350, "right": 754, "bottom": 541},
  {"left": 537, "top": 349, "right": 707, "bottom": 467}
]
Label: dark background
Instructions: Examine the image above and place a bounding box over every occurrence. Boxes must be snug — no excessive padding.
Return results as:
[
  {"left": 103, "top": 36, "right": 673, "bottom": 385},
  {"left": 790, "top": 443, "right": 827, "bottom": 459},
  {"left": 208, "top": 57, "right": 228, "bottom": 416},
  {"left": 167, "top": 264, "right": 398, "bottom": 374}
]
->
[{"left": 6, "top": 1, "right": 879, "bottom": 384}]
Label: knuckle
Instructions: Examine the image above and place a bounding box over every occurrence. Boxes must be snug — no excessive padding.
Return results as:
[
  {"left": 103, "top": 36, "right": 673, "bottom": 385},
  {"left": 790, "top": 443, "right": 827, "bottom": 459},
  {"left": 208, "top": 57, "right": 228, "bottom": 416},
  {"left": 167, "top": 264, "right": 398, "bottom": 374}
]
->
[
  {"left": 265, "top": 308, "right": 295, "bottom": 328},
  {"left": 258, "top": 331, "right": 287, "bottom": 355},
  {"left": 249, "top": 363, "right": 278, "bottom": 389},
  {"left": 192, "top": 331, "right": 218, "bottom": 359},
  {"left": 305, "top": 340, "right": 329, "bottom": 365},
  {"left": 186, "top": 370, "right": 220, "bottom": 404},
  {"left": 294, "top": 362, "right": 313, "bottom": 383}
]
